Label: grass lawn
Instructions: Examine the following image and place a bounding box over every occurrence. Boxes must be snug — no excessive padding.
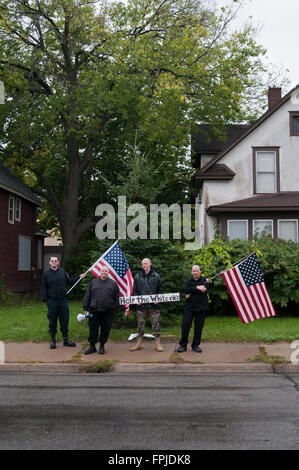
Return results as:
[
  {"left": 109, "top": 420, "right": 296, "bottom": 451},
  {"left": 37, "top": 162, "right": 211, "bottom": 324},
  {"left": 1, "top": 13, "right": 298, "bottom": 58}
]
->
[{"left": 0, "top": 300, "right": 298, "bottom": 343}]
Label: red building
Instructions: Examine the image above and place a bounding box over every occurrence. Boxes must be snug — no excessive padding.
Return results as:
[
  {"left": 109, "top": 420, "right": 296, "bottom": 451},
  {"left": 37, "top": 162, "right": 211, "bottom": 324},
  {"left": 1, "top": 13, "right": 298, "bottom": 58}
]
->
[{"left": 0, "top": 160, "right": 47, "bottom": 293}]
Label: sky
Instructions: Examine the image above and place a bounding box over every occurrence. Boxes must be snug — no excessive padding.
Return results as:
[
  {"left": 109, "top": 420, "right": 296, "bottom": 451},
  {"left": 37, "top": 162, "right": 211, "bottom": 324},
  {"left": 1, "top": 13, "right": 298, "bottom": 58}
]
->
[{"left": 216, "top": 0, "right": 299, "bottom": 89}]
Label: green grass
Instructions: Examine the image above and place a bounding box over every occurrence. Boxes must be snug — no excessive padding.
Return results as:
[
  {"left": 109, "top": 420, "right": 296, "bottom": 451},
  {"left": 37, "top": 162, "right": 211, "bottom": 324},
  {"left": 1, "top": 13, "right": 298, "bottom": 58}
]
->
[
  {"left": 246, "top": 346, "right": 290, "bottom": 365},
  {"left": 82, "top": 360, "right": 118, "bottom": 373},
  {"left": 0, "top": 300, "right": 298, "bottom": 343}
]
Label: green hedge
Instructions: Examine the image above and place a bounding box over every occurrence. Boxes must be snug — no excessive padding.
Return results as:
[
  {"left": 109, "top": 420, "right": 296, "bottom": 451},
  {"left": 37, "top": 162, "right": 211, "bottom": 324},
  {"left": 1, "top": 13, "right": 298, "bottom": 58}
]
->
[
  {"left": 193, "top": 236, "right": 299, "bottom": 316},
  {"left": 64, "top": 235, "right": 299, "bottom": 318}
]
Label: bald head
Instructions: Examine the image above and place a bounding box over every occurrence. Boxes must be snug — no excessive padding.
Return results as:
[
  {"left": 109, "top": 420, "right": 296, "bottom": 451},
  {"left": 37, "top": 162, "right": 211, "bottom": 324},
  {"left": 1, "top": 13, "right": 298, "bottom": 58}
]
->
[
  {"left": 142, "top": 258, "right": 152, "bottom": 274},
  {"left": 191, "top": 265, "right": 201, "bottom": 280},
  {"left": 100, "top": 266, "right": 109, "bottom": 280}
]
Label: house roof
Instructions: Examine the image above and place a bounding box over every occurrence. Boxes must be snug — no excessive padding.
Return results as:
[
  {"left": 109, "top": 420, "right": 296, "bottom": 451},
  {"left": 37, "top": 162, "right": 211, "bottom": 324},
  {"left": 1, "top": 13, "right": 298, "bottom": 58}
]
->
[
  {"left": 207, "top": 192, "right": 299, "bottom": 214},
  {"left": 191, "top": 124, "right": 250, "bottom": 157},
  {"left": 0, "top": 160, "right": 41, "bottom": 206},
  {"left": 192, "top": 164, "right": 236, "bottom": 188},
  {"left": 198, "top": 83, "right": 299, "bottom": 175}
]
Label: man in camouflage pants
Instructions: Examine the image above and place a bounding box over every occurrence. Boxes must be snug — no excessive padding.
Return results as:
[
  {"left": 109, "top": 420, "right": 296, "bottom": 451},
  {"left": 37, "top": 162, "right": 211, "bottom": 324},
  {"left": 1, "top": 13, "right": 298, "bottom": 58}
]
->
[{"left": 130, "top": 258, "right": 164, "bottom": 352}]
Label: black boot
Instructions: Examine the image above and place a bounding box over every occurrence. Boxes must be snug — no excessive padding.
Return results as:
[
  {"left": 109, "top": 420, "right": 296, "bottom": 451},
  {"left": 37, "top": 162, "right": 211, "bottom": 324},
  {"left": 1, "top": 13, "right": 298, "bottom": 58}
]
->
[
  {"left": 50, "top": 335, "right": 56, "bottom": 350},
  {"left": 63, "top": 337, "right": 76, "bottom": 347},
  {"left": 84, "top": 344, "right": 97, "bottom": 355},
  {"left": 99, "top": 343, "right": 105, "bottom": 355}
]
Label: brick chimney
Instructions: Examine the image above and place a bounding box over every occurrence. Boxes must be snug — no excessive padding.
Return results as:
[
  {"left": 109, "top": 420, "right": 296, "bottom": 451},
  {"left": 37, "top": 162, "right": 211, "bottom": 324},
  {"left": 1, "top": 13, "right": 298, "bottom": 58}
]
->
[{"left": 268, "top": 87, "right": 282, "bottom": 109}]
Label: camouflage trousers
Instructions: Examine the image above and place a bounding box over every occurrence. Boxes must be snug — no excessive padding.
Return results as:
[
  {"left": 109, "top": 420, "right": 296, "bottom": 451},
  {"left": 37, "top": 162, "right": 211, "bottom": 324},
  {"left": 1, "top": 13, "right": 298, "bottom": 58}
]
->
[{"left": 136, "top": 308, "right": 161, "bottom": 338}]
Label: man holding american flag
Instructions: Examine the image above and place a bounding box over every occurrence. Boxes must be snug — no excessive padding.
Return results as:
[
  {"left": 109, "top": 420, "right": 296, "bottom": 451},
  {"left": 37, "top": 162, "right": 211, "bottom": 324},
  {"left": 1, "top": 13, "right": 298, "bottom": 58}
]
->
[{"left": 82, "top": 265, "right": 120, "bottom": 355}]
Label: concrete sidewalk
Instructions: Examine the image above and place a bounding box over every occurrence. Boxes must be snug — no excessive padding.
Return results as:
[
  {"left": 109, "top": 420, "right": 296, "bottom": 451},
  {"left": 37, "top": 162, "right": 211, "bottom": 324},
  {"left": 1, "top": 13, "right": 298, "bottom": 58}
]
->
[{"left": 0, "top": 339, "right": 298, "bottom": 373}]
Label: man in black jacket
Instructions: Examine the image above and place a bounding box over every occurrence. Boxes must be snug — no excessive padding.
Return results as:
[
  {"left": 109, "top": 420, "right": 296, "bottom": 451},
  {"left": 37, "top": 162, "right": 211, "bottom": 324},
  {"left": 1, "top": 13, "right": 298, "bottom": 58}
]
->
[
  {"left": 83, "top": 265, "right": 120, "bottom": 355},
  {"left": 41, "top": 256, "right": 86, "bottom": 349},
  {"left": 177, "top": 265, "right": 210, "bottom": 353},
  {"left": 130, "top": 258, "right": 164, "bottom": 352}
]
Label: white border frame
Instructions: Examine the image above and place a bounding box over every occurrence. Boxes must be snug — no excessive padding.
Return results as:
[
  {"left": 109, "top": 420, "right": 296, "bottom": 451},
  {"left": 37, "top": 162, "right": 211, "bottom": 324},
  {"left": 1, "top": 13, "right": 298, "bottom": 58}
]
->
[
  {"left": 8, "top": 194, "right": 15, "bottom": 224},
  {"left": 256, "top": 150, "right": 277, "bottom": 193},
  {"left": 278, "top": 219, "right": 299, "bottom": 243},
  {"left": 253, "top": 219, "right": 274, "bottom": 237},
  {"left": 227, "top": 219, "right": 248, "bottom": 240},
  {"left": 15, "top": 197, "right": 21, "bottom": 222}
]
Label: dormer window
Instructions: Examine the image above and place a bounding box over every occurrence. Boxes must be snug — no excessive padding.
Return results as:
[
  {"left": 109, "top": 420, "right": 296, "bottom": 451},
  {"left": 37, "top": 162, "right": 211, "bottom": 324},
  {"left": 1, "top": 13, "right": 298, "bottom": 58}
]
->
[
  {"left": 289, "top": 112, "right": 299, "bottom": 136},
  {"left": 253, "top": 147, "right": 280, "bottom": 194}
]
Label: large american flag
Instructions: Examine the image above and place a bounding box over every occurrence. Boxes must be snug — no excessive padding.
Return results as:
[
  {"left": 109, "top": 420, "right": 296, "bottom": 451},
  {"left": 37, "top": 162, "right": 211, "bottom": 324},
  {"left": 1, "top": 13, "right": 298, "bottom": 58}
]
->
[
  {"left": 221, "top": 252, "right": 276, "bottom": 323},
  {"left": 89, "top": 241, "right": 134, "bottom": 317}
]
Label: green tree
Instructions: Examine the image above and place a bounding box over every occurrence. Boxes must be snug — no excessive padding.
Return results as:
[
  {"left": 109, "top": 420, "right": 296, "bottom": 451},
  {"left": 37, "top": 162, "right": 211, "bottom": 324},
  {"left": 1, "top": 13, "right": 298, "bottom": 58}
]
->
[{"left": 0, "top": 0, "right": 271, "bottom": 261}]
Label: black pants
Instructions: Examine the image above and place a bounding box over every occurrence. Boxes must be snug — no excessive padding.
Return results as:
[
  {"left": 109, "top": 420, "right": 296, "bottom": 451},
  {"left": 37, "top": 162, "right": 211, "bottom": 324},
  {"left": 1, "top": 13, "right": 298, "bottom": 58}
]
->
[
  {"left": 47, "top": 299, "right": 69, "bottom": 337},
  {"left": 179, "top": 309, "right": 207, "bottom": 348},
  {"left": 88, "top": 310, "right": 114, "bottom": 346}
]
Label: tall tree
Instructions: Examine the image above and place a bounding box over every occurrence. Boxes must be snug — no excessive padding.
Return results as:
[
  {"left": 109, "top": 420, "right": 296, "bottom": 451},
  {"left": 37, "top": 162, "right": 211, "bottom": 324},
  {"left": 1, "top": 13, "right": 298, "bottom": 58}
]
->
[{"left": 0, "top": 0, "right": 270, "bottom": 261}]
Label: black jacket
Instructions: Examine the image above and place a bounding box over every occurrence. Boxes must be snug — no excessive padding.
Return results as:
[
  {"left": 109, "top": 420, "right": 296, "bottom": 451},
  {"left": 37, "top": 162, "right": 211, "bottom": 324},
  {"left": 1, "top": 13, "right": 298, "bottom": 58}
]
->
[
  {"left": 184, "top": 276, "right": 210, "bottom": 312},
  {"left": 40, "top": 268, "right": 79, "bottom": 301},
  {"left": 132, "top": 267, "right": 163, "bottom": 309},
  {"left": 83, "top": 277, "right": 120, "bottom": 313}
]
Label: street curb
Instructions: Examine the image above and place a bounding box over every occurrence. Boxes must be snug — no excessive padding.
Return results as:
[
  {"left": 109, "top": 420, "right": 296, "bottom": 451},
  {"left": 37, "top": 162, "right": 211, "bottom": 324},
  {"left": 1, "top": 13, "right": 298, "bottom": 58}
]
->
[
  {"left": 0, "top": 362, "right": 298, "bottom": 374},
  {"left": 0, "top": 363, "right": 82, "bottom": 374},
  {"left": 111, "top": 363, "right": 279, "bottom": 374}
]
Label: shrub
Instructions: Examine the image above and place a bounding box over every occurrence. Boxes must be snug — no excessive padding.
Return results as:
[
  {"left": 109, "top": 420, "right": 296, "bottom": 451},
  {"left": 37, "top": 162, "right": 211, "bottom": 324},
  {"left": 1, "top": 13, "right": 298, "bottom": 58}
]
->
[
  {"left": 0, "top": 274, "right": 15, "bottom": 307},
  {"left": 193, "top": 236, "right": 299, "bottom": 316}
]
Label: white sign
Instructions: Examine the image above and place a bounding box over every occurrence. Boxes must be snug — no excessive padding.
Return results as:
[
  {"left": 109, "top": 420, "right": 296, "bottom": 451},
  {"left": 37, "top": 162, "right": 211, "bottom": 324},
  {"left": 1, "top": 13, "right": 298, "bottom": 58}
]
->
[{"left": 120, "top": 293, "right": 180, "bottom": 306}]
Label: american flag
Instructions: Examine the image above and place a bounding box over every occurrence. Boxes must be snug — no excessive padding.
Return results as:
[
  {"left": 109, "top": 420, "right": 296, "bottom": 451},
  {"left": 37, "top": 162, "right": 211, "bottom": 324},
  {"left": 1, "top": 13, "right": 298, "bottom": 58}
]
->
[
  {"left": 89, "top": 241, "right": 134, "bottom": 317},
  {"left": 221, "top": 252, "right": 276, "bottom": 323}
]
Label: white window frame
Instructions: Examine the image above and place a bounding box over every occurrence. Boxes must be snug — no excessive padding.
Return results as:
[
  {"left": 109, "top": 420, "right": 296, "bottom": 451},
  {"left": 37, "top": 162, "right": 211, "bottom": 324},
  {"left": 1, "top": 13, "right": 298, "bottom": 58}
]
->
[
  {"left": 8, "top": 194, "right": 15, "bottom": 224},
  {"left": 253, "top": 220, "right": 274, "bottom": 238},
  {"left": 255, "top": 150, "right": 277, "bottom": 193},
  {"left": 227, "top": 220, "right": 248, "bottom": 241},
  {"left": 15, "top": 197, "right": 21, "bottom": 222},
  {"left": 278, "top": 219, "right": 298, "bottom": 243},
  {"left": 18, "top": 235, "right": 31, "bottom": 271}
]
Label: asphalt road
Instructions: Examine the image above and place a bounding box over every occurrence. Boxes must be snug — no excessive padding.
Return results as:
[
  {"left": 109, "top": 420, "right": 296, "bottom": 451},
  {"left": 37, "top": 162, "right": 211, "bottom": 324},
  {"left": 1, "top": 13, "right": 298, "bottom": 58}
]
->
[{"left": 0, "top": 371, "right": 298, "bottom": 451}]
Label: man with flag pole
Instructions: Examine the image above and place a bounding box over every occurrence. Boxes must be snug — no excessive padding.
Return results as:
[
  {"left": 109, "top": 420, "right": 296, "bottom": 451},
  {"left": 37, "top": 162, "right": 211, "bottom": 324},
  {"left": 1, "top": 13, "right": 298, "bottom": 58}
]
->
[
  {"left": 78, "top": 240, "right": 134, "bottom": 354},
  {"left": 82, "top": 265, "right": 120, "bottom": 355},
  {"left": 67, "top": 240, "right": 134, "bottom": 316},
  {"left": 41, "top": 256, "right": 86, "bottom": 350},
  {"left": 176, "top": 265, "right": 210, "bottom": 354}
]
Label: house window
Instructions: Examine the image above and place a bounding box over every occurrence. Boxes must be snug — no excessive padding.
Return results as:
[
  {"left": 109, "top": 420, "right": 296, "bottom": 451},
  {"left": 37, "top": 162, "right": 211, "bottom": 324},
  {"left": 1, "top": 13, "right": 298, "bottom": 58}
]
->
[
  {"left": 18, "top": 235, "right": 31, "bottom": 271},
  {"left": 289, "top": 112, "right": 299, "bottom": 136},
  {"left": 278, "top": 220, "right": 298, "bottom": 243},
  {"left": 253, "top": 220, "right": 273, "bottom": 238},
  {"left": 254, "top": 149, "right": 279, "bottom": 193},
  {"left": 228, "top": 220, "right": 248, "bottom": 240},
  {"left": 8, "top": 195, "right": 15, "bottom": 224},
  {"left": 15, "top": 197, "right": 21, "bottom": 221}
]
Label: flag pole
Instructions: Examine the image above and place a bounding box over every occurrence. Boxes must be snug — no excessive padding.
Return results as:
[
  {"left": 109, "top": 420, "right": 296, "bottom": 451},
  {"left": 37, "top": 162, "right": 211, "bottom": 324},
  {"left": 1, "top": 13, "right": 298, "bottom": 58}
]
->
[
  {"left": 66, "top": 239, "right": 120, "bottom": 295},
  {"left": 207, "top": 251, "right": 256, "bottom": 281},
  {"left": 66, "top": 268, "right": 90, "bottom": 295}
]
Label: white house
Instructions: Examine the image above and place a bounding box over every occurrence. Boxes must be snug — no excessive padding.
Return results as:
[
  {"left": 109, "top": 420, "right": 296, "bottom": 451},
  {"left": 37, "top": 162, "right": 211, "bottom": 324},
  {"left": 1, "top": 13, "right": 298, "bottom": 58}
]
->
[{"left": 191, "top": 85, "right": 299, "bottom": 245}]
